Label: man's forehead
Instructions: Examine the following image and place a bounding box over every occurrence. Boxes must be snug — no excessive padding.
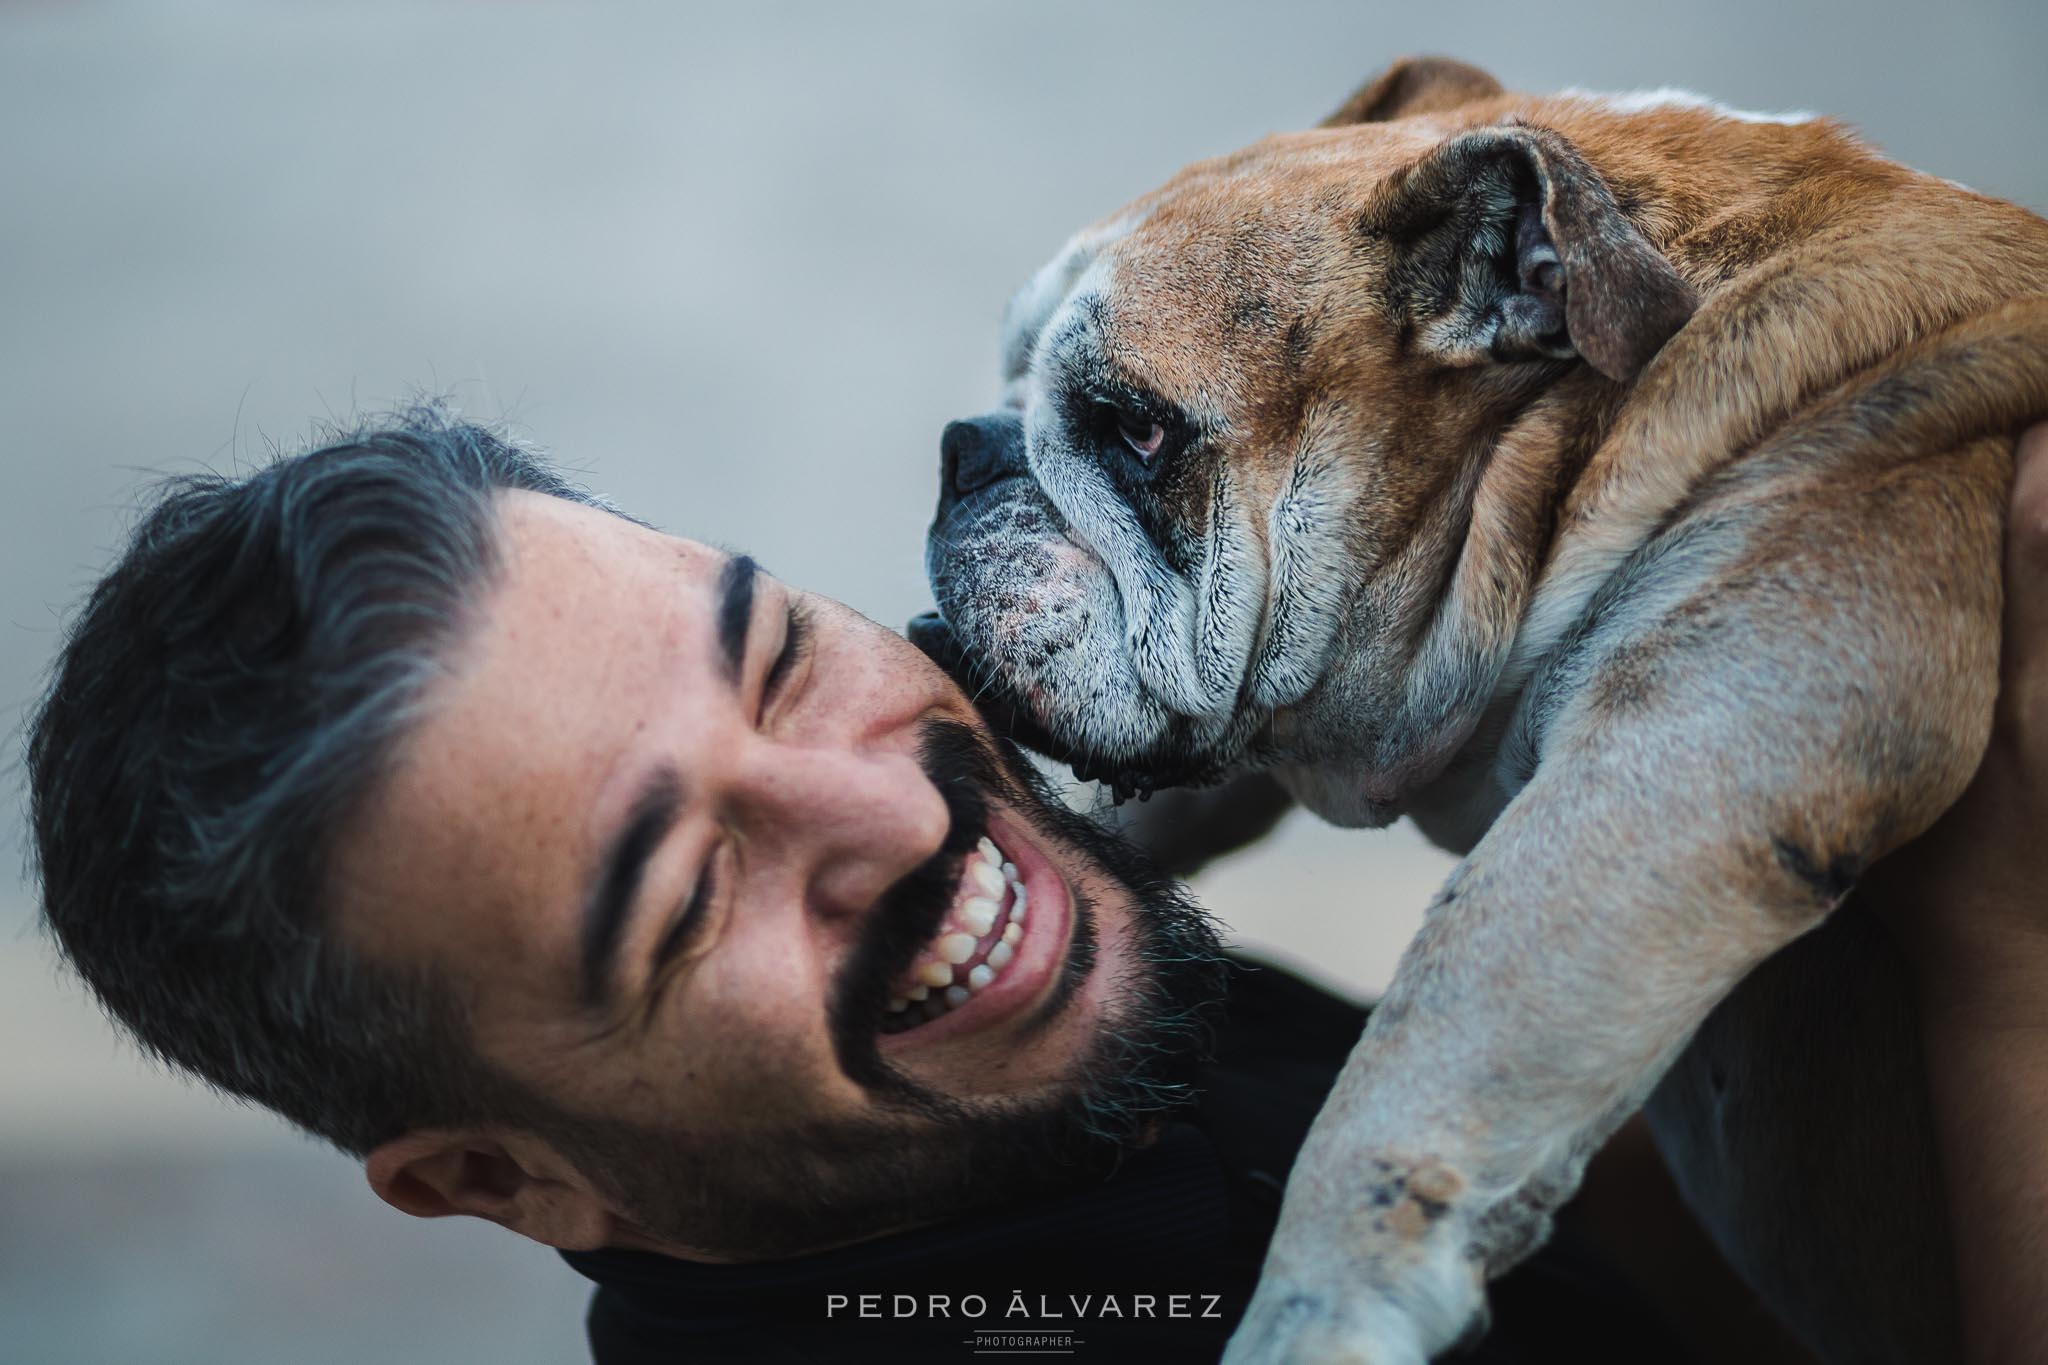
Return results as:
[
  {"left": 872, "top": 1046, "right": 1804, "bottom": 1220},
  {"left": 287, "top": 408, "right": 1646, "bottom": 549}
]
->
[
  {"left": 333, "top": 493, "right": 720, "bottom": 977},
  {"left": 494, "top": 488, "right": 719, "bottom": 579}
]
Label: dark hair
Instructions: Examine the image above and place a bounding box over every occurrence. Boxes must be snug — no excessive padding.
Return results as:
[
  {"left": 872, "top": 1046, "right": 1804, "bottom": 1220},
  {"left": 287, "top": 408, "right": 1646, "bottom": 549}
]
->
[{"left": 27, "top": 406, "right": 614, "bottom": 1156}]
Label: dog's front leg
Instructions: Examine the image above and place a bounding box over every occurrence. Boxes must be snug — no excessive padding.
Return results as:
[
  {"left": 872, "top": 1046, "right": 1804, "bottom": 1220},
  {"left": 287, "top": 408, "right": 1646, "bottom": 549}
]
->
[
  {"left": 1225, "top": 760, "right": 1954, "bottom": 1362},
  {"left": 1223, "top": 438, "right": 2006, "bottom": 1362},
  {"left": 1223, "top": 760, "right": 1788, "bottom": 1363}
]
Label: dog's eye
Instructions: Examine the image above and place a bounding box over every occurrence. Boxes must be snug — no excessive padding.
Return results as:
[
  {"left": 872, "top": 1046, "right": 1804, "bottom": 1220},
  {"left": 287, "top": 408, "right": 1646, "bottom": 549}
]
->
[
  {"left": 1115, "top": 413, "right": 1167, "bottom": 464},
  {"left": 1088, "top": 397, "right": 1179, "bottom": 473}
]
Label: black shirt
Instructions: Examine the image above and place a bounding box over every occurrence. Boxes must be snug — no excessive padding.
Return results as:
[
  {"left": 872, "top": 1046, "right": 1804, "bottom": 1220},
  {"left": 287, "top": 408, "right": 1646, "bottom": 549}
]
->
[{"left": 560, "top": 958, "right": 1692, "bottom": 1363}]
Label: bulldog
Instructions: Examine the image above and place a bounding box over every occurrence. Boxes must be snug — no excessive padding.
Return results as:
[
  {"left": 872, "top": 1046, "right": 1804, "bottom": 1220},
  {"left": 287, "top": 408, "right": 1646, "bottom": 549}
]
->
[{"left": 914, "top": 56, "right": 2048, "bottom": 1364}]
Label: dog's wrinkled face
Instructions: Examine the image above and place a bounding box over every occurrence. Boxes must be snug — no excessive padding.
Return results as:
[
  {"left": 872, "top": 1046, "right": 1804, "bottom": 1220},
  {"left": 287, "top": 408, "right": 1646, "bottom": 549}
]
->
[
  {"left": 922, "top": 129, "right": 1440, "bottom": 796},
  {"left": 920, "top": 64, "right": 1695, "bottom": 813}
]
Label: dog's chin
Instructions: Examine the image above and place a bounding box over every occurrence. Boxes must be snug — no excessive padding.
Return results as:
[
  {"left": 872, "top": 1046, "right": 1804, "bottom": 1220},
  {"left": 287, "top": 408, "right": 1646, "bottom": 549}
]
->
[
  {"left": 906, "top": 611, "right": 1065, "bottom": 756},
  {"left": 907, "top": 610, "right": 1233, "bottom": 800},
  {"left": 1074, "top": 743, "right": 1234, "bottom": 803},
  {"left": 1274, "top": 764, "right": 1405, "bottom": 829}
]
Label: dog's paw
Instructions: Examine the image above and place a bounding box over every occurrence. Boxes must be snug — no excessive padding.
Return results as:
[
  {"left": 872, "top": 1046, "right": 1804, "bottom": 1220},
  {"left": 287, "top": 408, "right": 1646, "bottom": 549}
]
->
[{"left": 1219, "top": 1285, "right": 1442, "bottom": 1365}]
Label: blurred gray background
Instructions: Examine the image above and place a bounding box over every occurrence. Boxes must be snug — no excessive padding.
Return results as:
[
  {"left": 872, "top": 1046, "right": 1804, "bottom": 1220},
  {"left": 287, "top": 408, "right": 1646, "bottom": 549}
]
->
[{"left": 2, "top": 2, "right": 2042, "bottom": 1361}]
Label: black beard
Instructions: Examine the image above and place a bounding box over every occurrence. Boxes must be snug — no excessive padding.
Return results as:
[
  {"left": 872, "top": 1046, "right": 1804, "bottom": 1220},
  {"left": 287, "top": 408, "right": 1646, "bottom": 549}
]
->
[{"left": 529, "top": 719, "right": 1229, "bottom": 1260}]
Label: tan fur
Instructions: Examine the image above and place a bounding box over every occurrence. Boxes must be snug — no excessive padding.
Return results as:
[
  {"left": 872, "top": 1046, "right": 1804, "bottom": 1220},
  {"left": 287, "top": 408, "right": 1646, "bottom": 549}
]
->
[
  {"left": 1087, "top": 91, "right": 2046, "bottom": 774},
  {"left": 921, "top": 54, "right": 2048, "bottom": 1362}
]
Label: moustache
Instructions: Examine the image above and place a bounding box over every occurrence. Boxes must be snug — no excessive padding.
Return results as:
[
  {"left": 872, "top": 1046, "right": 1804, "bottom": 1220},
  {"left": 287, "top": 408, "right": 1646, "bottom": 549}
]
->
[{"left": 826, "top": 718, "right": 1020, "bottom": 1097}]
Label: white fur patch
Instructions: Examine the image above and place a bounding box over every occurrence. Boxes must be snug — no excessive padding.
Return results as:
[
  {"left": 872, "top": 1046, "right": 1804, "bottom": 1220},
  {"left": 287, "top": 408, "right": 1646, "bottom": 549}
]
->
[
  {"left": 1251, "top": 427, "right": 1358, "bottom": 711},
  {"left": 1559, "top": 85, "right": 1817, "bottom": 126}
]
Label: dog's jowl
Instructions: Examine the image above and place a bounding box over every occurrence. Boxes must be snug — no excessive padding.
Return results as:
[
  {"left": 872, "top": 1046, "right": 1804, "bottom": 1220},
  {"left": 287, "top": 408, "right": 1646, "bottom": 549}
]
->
[{"left": 919, "top": 54, "right": 2048, "bottom": 1364}]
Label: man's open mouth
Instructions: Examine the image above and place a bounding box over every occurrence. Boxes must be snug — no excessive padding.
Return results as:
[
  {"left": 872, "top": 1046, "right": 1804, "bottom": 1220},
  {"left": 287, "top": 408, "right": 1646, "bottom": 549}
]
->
[{"left": 878, "top": 831, "right": 1031, "bottom": 1034}]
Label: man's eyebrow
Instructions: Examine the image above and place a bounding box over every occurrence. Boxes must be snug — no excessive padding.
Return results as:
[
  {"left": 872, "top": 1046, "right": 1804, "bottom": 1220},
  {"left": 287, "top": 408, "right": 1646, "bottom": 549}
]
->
[
  {"left": 580, "top": 767, "right": 683, "bottom": 1011},
  {"left": 716, "top": 554, "right": 757, "bottom": 686}
]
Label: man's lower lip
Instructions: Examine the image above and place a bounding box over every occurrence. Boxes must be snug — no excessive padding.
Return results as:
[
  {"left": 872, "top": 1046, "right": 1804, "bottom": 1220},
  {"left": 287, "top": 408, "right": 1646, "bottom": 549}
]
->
[{"left": 877, "top": 812, "right": 1070, "bottom": 1048}]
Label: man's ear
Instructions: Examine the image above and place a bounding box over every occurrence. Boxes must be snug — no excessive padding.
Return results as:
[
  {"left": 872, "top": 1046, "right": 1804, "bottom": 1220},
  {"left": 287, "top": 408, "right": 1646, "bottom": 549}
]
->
[
  {"left": 365, "top": 1129, "right": 620, "bottom": 1252},
  {"left": 1322, "top": 55, "right": 1505, "bottom": 126},
  {"left": 1363, "top": 124, "right": 1699, "bottom": 382}
]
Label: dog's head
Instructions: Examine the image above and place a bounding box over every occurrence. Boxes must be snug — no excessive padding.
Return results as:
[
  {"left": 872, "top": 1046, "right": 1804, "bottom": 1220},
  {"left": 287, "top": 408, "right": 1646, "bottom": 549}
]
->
[{"left": 918, "top": 58, "right": 1697, "bottom": 818}]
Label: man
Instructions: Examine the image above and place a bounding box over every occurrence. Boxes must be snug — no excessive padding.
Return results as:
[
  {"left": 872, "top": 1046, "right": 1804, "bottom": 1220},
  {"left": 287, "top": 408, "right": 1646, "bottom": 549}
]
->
[{"left": 27, "top": 409, "right": 2046, "bottom": 1362}]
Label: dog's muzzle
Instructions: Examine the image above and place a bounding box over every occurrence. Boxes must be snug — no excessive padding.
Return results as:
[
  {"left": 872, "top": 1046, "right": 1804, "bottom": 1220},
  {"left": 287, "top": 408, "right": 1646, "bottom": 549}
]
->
[
  {"left": 917, "top": 409, "right": 1063, "bottom": 750},
  {"left": 906, "top": 608, "right": 1067, "bottom": 758},
  {"left": 915, "top": 411, "right": 1196, "bottom": 799},
  {"left": 910, "top": 605, "right": 1180, "bottom": 799}
]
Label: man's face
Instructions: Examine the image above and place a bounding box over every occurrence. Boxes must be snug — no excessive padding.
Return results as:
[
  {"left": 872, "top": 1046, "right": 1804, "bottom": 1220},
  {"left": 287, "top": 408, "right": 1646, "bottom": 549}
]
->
[{"left": 339, "top": 491, "right": 1222, "bottom": 1260}]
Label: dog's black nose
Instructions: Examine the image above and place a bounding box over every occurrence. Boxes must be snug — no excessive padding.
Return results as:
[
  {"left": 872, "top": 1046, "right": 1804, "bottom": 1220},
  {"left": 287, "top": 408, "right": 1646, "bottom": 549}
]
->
[{"left": 940, "top": 413, "right": 1023, "bottom": 497}]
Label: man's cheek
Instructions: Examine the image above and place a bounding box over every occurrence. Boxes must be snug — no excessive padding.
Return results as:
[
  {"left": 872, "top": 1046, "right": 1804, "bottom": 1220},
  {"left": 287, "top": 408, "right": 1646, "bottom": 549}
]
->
[{"left": 685, "top": 996, "right": 865, "bottom": 1123}]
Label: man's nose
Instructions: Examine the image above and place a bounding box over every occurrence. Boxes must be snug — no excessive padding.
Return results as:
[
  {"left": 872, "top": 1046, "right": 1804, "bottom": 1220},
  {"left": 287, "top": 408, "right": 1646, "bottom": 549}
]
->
[
  {"left": 740, "top": 744, "right": 951, "bottom": 919},
  {"left": 938, "top": 411, "right": 1026, "bottom": 499}
]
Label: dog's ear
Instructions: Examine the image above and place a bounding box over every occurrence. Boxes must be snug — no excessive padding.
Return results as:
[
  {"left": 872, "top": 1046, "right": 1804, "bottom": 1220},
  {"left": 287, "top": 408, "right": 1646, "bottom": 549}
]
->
[
  {"left": 1363, "top": 124, "right": 1698, "bottom": 382},
  {"left": 1322, "top": 56, "right": 1504, "bottom": 126}
]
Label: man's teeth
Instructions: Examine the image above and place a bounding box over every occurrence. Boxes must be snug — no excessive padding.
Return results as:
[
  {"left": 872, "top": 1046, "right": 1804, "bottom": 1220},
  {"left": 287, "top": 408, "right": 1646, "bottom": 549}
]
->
[
  {"left": 961, "top": 899, "right": 997, "bottom": 936},
  {"left": 882, "top": 835, "right": 1031, "bottom": 1028}
]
